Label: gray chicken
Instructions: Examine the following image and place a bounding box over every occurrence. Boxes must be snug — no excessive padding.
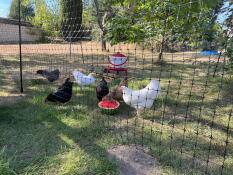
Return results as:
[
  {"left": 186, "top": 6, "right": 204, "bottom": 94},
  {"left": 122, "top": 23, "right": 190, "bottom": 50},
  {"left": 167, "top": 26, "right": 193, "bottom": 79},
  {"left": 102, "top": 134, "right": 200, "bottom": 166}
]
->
[{"left": 36, "top": 69, "right": 60, "bottom": 82}]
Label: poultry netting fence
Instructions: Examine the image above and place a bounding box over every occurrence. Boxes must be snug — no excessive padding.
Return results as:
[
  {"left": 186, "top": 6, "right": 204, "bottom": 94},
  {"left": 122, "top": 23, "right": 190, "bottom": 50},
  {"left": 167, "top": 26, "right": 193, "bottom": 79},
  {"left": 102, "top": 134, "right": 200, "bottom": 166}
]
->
[{"left": 0, "top": 0, "right": 232, "bottom": 174}]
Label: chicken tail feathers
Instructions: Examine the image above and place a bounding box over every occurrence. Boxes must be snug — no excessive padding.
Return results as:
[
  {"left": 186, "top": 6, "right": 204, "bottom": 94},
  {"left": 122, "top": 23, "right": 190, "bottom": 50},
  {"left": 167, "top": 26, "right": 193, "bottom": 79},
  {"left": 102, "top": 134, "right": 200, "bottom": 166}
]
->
[{"left": 45, "top": 94, "right": 57, "bottom": 103}]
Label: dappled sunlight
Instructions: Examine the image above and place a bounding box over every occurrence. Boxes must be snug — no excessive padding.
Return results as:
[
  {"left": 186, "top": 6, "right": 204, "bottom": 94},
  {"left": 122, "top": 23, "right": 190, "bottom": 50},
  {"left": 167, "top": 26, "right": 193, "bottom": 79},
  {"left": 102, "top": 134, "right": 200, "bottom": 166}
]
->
[
  {"left": 0, "top": 0, "right": 232, "bottom": 173},
  {"left": 0, "top": 50, "right": 232, "bottom": 174}
]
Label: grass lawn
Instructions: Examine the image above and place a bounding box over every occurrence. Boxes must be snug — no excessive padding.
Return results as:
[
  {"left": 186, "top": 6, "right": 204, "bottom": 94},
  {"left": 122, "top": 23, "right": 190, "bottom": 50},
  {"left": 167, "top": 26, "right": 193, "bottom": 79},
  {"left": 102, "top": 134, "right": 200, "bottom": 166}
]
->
[{"left": 0, "top": 45, "right": 233, "bottom": 175}]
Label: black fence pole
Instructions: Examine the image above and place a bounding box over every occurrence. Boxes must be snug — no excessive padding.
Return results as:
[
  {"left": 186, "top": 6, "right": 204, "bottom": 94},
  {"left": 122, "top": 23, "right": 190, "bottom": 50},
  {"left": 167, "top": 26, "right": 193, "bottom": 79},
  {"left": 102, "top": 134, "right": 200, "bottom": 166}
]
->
[{"left": 18, "top": 0, "right": 23, "bottom": 93}]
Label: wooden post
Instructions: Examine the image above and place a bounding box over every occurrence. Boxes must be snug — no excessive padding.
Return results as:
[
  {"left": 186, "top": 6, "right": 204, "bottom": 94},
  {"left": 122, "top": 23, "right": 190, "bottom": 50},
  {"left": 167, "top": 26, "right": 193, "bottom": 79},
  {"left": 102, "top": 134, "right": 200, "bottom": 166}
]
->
[{"left": 18, "top": 0, "right": 23, "bottom": 93}]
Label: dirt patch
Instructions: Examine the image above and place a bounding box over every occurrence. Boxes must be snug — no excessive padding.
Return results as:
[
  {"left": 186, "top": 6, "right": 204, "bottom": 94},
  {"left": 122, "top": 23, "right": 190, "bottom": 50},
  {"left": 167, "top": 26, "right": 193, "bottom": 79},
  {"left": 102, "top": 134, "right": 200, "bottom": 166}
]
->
[
  {"left": 107, "top": 145, "right": 161, "bottom": 175},
  {"left": 196, "top": 57, "right": 224, "bottom": 63},
  {"left": 0, "top": 92, "right": 26, "bottom": 105}
]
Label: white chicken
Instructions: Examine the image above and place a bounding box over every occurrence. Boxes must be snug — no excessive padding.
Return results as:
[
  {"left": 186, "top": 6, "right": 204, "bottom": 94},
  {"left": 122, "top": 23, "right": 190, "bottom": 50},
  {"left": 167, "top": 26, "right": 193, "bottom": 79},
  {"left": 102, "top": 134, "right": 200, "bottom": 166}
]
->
[
  {"left": 121, "top": 80, "right": 160, "bottom": 115},
  {"left": 72, "top": 71, "right": 95, "bottom": 90}
]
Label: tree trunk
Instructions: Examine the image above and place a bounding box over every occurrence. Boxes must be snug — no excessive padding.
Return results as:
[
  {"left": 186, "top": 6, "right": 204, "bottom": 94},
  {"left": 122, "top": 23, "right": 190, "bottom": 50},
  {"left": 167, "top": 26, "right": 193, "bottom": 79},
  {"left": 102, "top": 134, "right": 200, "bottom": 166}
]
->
[
  {"left": 158, "top": 36, "right": 165, "bottom": 62},
  {"left": 101, "top": 31, "right": 107, "bottom": 51},
  {"left": 157, "top": 11, "right": 170, "bottom": 63},
  {"left": 93, "top": 0, "right": 107, "bottom": 51}
]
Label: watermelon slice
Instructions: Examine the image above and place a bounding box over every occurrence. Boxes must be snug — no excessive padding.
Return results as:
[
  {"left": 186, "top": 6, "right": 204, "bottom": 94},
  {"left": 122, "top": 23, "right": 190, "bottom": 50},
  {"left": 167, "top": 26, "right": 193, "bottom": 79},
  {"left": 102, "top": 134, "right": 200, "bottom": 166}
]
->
[{"left": 98, "top": 100, "right": 120, "bottom": 115}]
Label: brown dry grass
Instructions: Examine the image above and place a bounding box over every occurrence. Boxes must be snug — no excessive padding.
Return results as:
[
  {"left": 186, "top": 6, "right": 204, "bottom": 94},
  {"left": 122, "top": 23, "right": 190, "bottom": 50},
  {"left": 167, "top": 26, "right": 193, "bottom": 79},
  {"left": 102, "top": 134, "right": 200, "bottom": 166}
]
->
[{"left": 0, "top": 42, "right": 223, "bottom": 65}]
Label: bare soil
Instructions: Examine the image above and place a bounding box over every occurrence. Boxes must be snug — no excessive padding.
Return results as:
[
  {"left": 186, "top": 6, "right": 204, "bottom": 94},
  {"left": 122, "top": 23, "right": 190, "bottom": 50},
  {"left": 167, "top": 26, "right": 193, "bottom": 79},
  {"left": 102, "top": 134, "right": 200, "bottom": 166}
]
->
[
  {"left": 107, "top": 145, "right": 161, "bottom": 175},
  {"left": 0, "top": 92, "right": 25, "bottom": 105}
]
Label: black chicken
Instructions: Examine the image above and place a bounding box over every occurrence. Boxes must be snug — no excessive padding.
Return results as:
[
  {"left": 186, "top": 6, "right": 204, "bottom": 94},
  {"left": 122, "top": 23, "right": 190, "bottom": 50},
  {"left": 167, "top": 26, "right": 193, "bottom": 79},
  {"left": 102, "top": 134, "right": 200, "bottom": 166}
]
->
[
  {"left": 45, "top": 78, "right": 73, "bottom": 103},
  {"left": 37, "top": 69, "right": 60, "bottom": 82},
  {"left": 96, "top": 77, "right": 109, "bottom": 101}
]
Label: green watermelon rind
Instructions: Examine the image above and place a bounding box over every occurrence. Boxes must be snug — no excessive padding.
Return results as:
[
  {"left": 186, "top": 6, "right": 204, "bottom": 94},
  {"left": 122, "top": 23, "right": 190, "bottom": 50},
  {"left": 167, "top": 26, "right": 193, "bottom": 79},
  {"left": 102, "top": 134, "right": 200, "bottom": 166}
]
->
[{"left": 98, "top": 100, "right": 120, "bottom": 115}]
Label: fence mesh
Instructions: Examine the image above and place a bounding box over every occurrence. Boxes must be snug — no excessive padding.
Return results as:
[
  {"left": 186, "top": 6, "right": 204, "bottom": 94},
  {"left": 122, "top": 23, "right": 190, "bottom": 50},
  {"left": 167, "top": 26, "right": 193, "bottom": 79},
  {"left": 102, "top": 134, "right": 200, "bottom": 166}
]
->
[{"left": 0, "top": 0, "right": 232, "bottom": 174}]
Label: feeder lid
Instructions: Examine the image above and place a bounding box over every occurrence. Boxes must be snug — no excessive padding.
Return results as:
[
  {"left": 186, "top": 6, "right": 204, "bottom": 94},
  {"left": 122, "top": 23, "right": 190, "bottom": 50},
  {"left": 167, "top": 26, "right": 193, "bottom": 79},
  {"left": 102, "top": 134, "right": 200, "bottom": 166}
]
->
[{"left": 111, "top": 52, "right": 127, "bottom": 58}]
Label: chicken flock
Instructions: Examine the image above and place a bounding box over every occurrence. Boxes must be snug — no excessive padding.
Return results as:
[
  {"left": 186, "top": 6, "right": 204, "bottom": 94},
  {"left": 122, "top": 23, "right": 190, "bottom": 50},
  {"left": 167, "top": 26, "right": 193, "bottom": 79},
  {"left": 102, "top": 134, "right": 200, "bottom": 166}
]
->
[{"left": 36, "top": 68, "right": 160, "bottom": 115}]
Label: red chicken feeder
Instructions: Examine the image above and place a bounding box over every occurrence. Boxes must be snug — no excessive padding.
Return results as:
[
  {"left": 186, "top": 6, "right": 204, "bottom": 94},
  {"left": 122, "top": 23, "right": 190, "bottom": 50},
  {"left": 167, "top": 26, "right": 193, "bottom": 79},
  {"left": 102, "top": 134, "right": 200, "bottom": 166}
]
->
[{"left": 104, "top": 52, "right": 128, "bottom": 76}]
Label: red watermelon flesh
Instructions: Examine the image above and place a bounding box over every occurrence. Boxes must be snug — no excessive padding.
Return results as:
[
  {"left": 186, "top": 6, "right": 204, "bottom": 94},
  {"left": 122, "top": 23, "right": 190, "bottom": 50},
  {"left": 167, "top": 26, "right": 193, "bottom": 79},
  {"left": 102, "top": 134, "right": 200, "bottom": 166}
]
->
[
  {"left": 99, "top": 100, "right": 120, "bottom": 109},
  {"left": 98, "top": 100, "right": 120, "bottom": 114}
]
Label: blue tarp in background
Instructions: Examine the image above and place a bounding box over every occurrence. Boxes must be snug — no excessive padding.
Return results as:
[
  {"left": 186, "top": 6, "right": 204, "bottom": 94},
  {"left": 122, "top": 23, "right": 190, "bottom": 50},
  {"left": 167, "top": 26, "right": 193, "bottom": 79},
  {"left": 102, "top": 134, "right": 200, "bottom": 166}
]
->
[{"left": 200, "top": 50, "right": 219, "bottom": 56}]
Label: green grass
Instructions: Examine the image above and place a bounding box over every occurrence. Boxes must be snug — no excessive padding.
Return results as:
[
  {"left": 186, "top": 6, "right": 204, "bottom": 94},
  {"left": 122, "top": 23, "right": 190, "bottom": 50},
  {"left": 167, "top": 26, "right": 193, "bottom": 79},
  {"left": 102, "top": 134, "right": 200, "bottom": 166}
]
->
[
  {"left": 0, "top": 52, "right": 233, "bottom": 175},
  {"left": 0, "top": 94, "right": 119, "bottom": 174}
]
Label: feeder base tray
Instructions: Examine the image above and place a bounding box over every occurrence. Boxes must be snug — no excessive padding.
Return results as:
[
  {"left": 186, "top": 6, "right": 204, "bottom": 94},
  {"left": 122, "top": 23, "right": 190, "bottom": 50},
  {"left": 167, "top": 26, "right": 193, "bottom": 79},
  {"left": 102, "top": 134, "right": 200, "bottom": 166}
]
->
[{"left": 103, "top": 67, "right": 128, "bottom": 76}]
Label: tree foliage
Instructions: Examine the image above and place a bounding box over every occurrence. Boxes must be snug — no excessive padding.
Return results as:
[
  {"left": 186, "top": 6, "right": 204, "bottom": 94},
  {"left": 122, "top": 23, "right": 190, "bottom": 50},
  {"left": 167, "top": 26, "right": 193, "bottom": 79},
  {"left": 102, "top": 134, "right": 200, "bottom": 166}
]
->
[
  {"left": 32, "top": 0, "right": 60, "bottom": 37},
  {"left": 226, "top": 0, "right": 233, "bottom": 68},
  {"left": 98, "top": 0, "right": 224, "bottom": 60},
  {"left": 9, "top": 0, "right": 34, "bottom": 21},
  {"left": 92, "top": 0, "right": 116, "bottom": 50},
  {"left": 60, "top": 0, "right": 83, "bottom": 42},
  {"left": 106, "top": 0, "right": 223, "bottom": 44},
  {"left": 227, "top": 0, "right": 233, "bottom": 33}
]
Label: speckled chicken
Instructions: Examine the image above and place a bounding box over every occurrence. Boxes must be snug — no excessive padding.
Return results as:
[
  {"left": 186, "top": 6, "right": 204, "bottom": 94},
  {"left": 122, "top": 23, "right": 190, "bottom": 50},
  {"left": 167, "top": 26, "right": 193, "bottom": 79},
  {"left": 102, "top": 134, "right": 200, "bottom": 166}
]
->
[
  {"left": 103, "top": 77, "right": 128, "bottom": 101},
  {"left": 36, "top": 69, "right": 60, "bottom": 82},
  {"left": 45, "top": 78, "right": 73, "bottom": 103},
  {"left": 96, "top": 77, "right": 109, "bottom": 101}
]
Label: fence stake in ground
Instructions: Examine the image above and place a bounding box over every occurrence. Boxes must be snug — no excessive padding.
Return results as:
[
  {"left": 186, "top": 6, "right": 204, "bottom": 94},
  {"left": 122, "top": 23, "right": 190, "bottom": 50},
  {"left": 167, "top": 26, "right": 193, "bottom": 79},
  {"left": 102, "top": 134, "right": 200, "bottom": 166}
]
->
[{"left": 18, "top": 0, "right": 23, "bottom": 93}]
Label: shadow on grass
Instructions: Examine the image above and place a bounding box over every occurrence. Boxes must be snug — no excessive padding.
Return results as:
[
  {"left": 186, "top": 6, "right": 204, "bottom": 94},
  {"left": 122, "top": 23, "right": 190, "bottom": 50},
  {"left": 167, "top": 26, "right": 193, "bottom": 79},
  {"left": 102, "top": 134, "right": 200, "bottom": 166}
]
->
[
  {"left": 1, "top": 93, "right": 232, "bottom": 175},
  {"left": 0, "top": 52, "right": 232, "bottom": 174},
  {"left": 0, "top": 97, "right": 119, "bottom": 174}
]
